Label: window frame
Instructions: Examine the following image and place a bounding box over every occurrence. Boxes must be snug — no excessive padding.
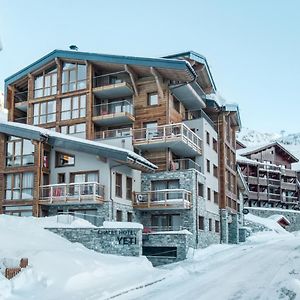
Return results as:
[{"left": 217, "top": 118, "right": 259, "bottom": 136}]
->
[
  {"left": 198, "top": 216, "right": 205, "bottom": 230},
  {"left": 33, "top": 100, "right": 56, "bottom": 125},
  {"left": 62, "top": 63, "right": 87, "bottom": 93},
  {"left": 147, "top": 92, "right": 158, "bottom": 106},
  {"left": 126, "top": 176, "right": 133, "bottom": 200},
  {"left": 55, "top": 151, "right": 75, "bottom": 168},
  {"left": 61, "top": 94, "right": 86, "bottom": 121},
  {"left": 34, "top": 66, "right": 58, "bottom": 99},
  {"left": 115, "top": 173, "right": 123, "bottom": 198}
]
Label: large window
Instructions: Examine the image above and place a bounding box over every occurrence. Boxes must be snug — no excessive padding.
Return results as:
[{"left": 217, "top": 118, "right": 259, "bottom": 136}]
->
[
  {"left": 62, "top": 63, "right": 87, "bottom": 93},
  {"left": 61, "top": 123, "right": 86, "bottom": 138},
  {"left": 61, "top": 95, "right": 86, "bottom": 120},
  {"left": 6, "top": 136, "right": 35, "bottom": 167},
  {"left": 34, "top": 67, "right": 57, "bottom": 98},
  {"left": 33, "top": 101, "right": 56, "bottom": 124},
  {"left": 5, "top": 172, "right": 34, "bottom": 200}
]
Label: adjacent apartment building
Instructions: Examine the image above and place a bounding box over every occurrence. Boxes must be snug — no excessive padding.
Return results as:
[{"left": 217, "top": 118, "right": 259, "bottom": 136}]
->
[
  {"left": 237, "top": 142, "right": 300, "bottom": 210},
  {"left": 2, "top": 49, "right": 242, "bottom": 251}
]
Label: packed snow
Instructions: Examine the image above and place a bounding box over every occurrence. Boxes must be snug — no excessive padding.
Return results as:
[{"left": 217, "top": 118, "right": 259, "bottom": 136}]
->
[{"left": 1, "top": 214, "right": 300, "bottom": 299}]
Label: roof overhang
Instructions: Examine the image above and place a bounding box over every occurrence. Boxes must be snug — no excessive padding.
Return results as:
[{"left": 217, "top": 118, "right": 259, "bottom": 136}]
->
[
  {"left": 5, "top": 49, "right": 197, "bottom": 88},
  {"left": 0, "top": 121, "right": 157, "bottom": 172},
  {"left": 222, "top": 103, "right": 242, "bottom": 130},
  {"left": 170, "top": 81, "right": 206, "bottom": 110}
]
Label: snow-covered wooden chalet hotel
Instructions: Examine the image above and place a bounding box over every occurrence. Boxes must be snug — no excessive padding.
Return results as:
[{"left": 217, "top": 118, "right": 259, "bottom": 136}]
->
[{"left": 0, "top": 49, "right": 244, "bottom": 252}]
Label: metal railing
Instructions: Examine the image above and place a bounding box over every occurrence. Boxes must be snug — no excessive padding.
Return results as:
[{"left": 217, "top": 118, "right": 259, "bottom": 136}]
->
[
  {"left": 39, "top": 182, "right": 105, "bottom": 203},
  {"left": 93, "top": 100, "right": 133, "bottom": 116},
  {"left": 133, "top": 123, "right": 202, "bottom": 152},
  {"left": 170, "top": 158, "right": 201, "bottom": 173},
  {"left": 93, "top": 71, "right": 130, "bottom": 88},
  {"left": 95, "top": 127, "right": 132, "bottom": 139},
  {"left": 186, "top": 109, "right": 215, "bottom": 128},
  {"left": 134, "top": 189, "right": 192, "bottom": 209}
]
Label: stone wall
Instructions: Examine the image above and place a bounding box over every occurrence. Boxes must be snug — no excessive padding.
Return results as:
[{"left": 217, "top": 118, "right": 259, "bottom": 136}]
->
[
  {"left": 46, "top": 227, "right": 142, "bottom": 256},
  {"left": 142, "top": 232, "right": 192, "bottom": 266},
  {"left": 245, "top": 207, "right": 300, "bottom": 232}
]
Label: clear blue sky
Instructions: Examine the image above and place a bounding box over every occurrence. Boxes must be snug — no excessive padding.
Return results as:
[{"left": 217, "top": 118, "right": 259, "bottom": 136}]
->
[{"left": 0, "top": 0, "right": 299, "bottom": 133}]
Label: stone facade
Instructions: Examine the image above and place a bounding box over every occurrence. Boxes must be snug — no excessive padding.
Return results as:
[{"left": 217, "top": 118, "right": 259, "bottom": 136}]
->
[
  {"left": 138, "top": 169, "right": 220, "bottom": 248},
  {"left": 142, "top": 232, "right": 192, "bottom": 266},
  {"left": 46, "top": 227, "right": 142, "bottom": 257}
]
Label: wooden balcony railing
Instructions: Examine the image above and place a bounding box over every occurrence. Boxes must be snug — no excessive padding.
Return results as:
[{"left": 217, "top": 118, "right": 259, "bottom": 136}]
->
[
  {"left": 39, "top": 182, "right": 105, "bottom": 204},
  {"left": 134, "top": 189, "right": 192, "bottom": 209}
]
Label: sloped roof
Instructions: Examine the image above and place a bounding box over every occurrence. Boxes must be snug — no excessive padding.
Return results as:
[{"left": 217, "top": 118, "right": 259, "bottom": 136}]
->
[
  {"left": 238, "top": 142, "right": 299, "bottom": 163},
  {"left": 5, "top": 49, "right": 197, "bottom": 87},
  {"left": 0, "top": 121, "right": 157, "bottom": 172}
]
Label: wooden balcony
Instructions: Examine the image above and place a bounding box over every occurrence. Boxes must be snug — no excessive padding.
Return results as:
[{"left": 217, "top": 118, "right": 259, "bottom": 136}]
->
[
  {"left": 93, "top": 100, "right": 134, "bottom": 126},
  {"left": 134, "top": 189, "right": 192, "bottom": 210},
  {"left": 39, "top": 182, "right": 105, "bottom": 204},
  {"left": 93, "top": 72, "right": 134, "bottom": 99},
  {"left": 133, "top": 123, "right": 202, "bottom": 157}
]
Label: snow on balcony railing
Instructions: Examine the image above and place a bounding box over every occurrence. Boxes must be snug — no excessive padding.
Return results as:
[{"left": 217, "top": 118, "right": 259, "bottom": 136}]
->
[
  {"left": 134, "top": 189, "right": 192, "bottom": 209},
  {"left": 143, "top": 225, "right": 187, "bottom": 233},
  {"left": 39, "top": 182, "right": 105, "bottom": 204},
  {"left": 93, "top": 100, "right": 133, "bottom": 116},
  {"left": 95, "top": 127, "right": 132, "bottom": 139},
  {"left": 133, "top": 123, "right": 202, "bottom": 152}
]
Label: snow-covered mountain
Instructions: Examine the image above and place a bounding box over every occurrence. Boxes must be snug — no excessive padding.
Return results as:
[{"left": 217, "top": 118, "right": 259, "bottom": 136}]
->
[{"left": 238, "top": 128, "right": 300, "bottom": 170}]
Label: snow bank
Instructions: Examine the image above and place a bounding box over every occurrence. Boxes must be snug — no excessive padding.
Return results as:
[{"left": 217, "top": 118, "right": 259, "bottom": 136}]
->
[
  {"left": 0, "top": 215, "right": 163, "bottom": 300},
  {"left": 245, "top": 213, "right": 291, "bottom": 235}
]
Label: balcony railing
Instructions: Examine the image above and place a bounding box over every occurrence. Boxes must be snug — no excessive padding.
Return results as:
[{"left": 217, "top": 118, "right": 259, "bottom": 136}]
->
[
  {"left": 93, "top": 71, "right": 129, "bottom": 88},
  {"left": 143, "top": 225, "right": 186, "bottom": 233},
  {"left": 14, "top": 117, "right": 27, "bottom": 124},
  {"left": 95, "top": 127, "right": 132, "bottom": 139},
  {"left": 133, "top": 123, "right": 202, "bottom": 153},
  {"left": 134, "top": 189, "right": 192, "bottom": 209},
  {"left": 170, "top": 159, "right": 201, "bottom": 173},
  {"left": 93, "top": 100, "right": 133, "bottom": 116},
  {"left": 39, "top": 182, "right": 105, "bottom": 204}
]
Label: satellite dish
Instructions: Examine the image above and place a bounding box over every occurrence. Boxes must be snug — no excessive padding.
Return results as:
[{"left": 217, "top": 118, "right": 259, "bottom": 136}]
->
[{"left": 69, "top": 45, "right": 78, "bottom": 51}]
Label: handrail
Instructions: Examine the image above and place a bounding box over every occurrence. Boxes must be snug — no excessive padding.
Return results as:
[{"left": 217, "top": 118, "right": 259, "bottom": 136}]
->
[
  {"left": 133, "top": 123, "right": 202, "bottom": 150},
  {"left": 93, "top": 100, "right": 133, "bottom": 116},
  {"left": 171, "top": 158, "right": 201, "bottom": 172},
  {"left": 95, "top": 127, "right": 132, "bottom": 139}
]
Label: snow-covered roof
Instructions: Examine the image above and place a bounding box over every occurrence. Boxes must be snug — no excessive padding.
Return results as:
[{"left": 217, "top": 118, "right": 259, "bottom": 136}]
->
[
  {"left": 0, "top": 121, "right": 157, "bottom": 172},
  {"left": 237, "top": 142, "right": 299, "bottom": 163}
]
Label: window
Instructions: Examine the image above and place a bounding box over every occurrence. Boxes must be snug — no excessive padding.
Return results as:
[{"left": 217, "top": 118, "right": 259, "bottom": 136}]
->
[
  {"left": 55, "top": 152, "right": 75, "bottom": 167},
  {"left": 206, "top": 131, "right": 210, "bottom": 145},
  {"left": 173, "top": 97, "right": 180, "bottom": 113},
  {"left": 126, "top": 177, "right": 132, "bottom": 200},
  {"left": 213, "top": 165, "right": 218, "bottom": 178},
  {"left": 214, "top": 191, "right": 219, "bottom": 204},
  {"left": 58, "top": 173, "right": 66, "bottom": 184},
  {"left": 43, "top": 151, "right": 50, "bottom": 168},
  {"left": 198, "top": 183, "right": 204, "bottom": 197},
  {"left": 34, "top": 67, "right": 57, "bottom": 98},
  {"left": 207, "top": 187, "right": 211, "bottom": 201},
  {"left": 151, "top": 214, "right": 181, "bottom": 231},
  {"left": 33, "top": 101, "right": 56, "bottom": 124},
  {"left": 147, "top": 93, "right": 158, "bottom": 106},
  {"left": 115, "top": 173, "right": 123, "bottom": 198},
  {"left": 6, "top": 136, "right": 35, "bottom": 167},
  {"left": 61, "top": 95, "right": 86, "bottom": 120},
  {"left": 151, "top": 180, "right": 179, "bottom": 200},
  {"left": 209, "top": 218, "right": 212, "bottom": 231},
  {"left": 127, "top": 212, "right": 133, "bottom": 222},
  {"left": 4, "top": 205, "right": 33, "bottom": 216},
  {"left": 198, "top": 216, "right": 204, "bottom": 230},
  {"left": 116, "top": 210, "right": 122, "bottom": 221},
  {"left": 206, "top": 159, "right": 210, "bottom": 173},
  {"left": 62, "top": 63, "right": 87, "bottom": 93},
  {"left": 215, "top": 220, "right": 220, "bottom": 233},
  {"left": 61, "top": 123, "right": 86, "bottom": 138},
  {"left": 5, "top": 172, "right": 34, "bottom": 200},
  {"left": 213, "top": 138, "right": 218, "bottom": 152}
]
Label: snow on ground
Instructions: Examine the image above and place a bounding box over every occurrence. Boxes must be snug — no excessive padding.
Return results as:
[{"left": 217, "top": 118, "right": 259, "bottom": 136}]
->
[
  {"left": 0, "top": 215, "right": 163, "bottom": 300},
  {"left": 1, "top": 214, "right": 300, "bottom": 300}
]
